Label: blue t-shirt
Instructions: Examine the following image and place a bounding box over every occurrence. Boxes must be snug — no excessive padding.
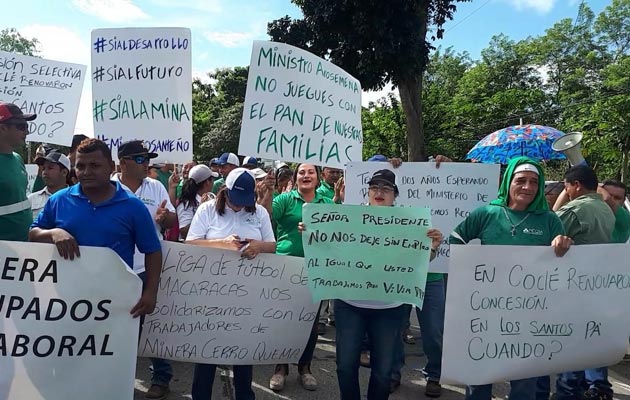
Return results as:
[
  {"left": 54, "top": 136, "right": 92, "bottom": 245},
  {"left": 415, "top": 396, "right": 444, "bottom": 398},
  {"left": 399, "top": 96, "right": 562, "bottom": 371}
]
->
[{"left": 32, "top": 181, "right": 161, "bottom": 269}]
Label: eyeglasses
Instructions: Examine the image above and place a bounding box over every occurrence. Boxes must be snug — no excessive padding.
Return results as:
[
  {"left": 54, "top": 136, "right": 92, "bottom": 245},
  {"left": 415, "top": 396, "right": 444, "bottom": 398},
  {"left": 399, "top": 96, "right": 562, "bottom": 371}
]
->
[
  {"left": 369, "top": 185, "right": 394, "bottom": 194},
  {"left": 2, "top": 121, "right": 29, "bottom": 131},
  {"left": 124, "top": 155, "right": 150, "bottom": 164}
]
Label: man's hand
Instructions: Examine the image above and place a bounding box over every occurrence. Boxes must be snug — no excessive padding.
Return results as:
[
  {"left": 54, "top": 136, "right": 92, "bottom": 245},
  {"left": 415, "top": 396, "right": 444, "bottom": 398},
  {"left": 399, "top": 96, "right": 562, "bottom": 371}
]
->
[
  {"left": 155, "top": 200, "right": 169, "bottom": 224},
  {"left": 333, "top": 177, "right": 345, "bottom": 204},
  {"left": 389, "top": 158, "right": 403, "bottom": 169},
  {"left": 130, "top": 290, "right": 157, "bottom": 318},
  {"left": 434, "top": 155, "right": 453, "bottom": 169},
  {"left": 51, "top": 228, "right": 81, "bottom": 260},
  {"left": 427, "top": 229, "right": 443, "bottom": 250},
  {"left": 551, "top": 235, "right": 574, "bottom": 257}
]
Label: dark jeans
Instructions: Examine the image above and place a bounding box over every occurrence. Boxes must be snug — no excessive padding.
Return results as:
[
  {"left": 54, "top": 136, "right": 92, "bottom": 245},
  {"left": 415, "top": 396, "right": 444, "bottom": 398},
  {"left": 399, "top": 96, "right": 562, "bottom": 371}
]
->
[
  {"left": 192, "top": 364, "right": 254, "bottom": 400},
  {"left": 467, "top": 378, "right": 537, "bottom": 400},
  {"left": 138, "top": 271, "right": 174, "bottom": 386},
  {"left": 335, "top": 301, "right": 406, "bottom": 400},
  {"left": 275, "top": 303, "right": 321, "bottom": 374},
  {"left": 556, "top": 368, "right": 612, "bottom": 399}
]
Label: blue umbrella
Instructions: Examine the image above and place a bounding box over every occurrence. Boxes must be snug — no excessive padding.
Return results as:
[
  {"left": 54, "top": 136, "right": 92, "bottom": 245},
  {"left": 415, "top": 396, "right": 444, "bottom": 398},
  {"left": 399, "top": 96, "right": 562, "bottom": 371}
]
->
[{"left": 466, "top": 124, "right": 567, "bottom": 164}]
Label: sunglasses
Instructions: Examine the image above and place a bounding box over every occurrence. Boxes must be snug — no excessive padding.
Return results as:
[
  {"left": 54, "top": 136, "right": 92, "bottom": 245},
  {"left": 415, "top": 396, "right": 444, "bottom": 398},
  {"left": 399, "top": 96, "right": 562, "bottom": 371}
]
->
[
  {"left": 2, "top": 121, "right": 29, "bottom": 131},
  {"left": 124, "top": 155, "right": 150, "bottom": 164}
]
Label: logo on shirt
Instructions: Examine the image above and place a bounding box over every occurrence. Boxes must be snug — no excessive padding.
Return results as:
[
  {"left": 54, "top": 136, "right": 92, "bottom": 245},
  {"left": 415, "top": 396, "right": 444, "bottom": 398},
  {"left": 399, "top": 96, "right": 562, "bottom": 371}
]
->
[
  {"left": 245, "top": 216, "right": 260, "bottom": 225},
  {"left": 522, "top": 228, "right": 543, "bottom": 236}
]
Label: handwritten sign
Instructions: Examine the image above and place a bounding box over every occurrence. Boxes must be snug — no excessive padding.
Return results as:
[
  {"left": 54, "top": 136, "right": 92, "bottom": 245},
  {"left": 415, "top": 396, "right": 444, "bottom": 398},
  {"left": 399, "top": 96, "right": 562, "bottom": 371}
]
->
[
  {"left": 345, "top": 162, "right": 499, "bottom": 272},
  {"left": 302, "top": 204, "right": 431, "bottom": 307},
  {"left": 0, "top": 241, "right": 141, "bottom": 400},
  {"left": 25, "top": 164, "right": 39, "bottom": 195},
  {"left": 239, "top": 41, "right": 362, "bottom": 168},
  {"left": 91, "top": 28, "right": 193, "bottom": 163},
  {"left": 0, "top": 51, "right": 86, "bottom": 146},
  {"left": 138, "top": 241, "right": 318, "bottom": 364},
  {"left": 442, "top": 244, "right": 630, "bottom": 385}
]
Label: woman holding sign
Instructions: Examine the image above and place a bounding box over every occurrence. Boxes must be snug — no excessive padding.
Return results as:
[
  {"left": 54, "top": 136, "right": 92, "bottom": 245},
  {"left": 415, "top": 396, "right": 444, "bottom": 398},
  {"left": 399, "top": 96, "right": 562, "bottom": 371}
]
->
[
  {"left": 450, "top": 157, "right": 573, "bottom": 400},
  {"left": 186, "top": 168, "right": 276, "bottom": 400},
  {"left": 260, "top": 163, "right": 335, "bottom": 392}
]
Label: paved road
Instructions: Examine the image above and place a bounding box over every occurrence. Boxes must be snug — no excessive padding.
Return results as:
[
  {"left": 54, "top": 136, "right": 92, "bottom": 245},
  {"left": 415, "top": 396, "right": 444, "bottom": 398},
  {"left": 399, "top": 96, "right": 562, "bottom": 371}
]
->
[{"left": 134, "top": 320, "right": 630, "bottom": 400}]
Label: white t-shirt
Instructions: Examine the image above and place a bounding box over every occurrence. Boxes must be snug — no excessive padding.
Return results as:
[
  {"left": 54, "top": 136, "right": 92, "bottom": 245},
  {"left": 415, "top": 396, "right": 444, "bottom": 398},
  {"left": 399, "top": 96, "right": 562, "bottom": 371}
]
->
[
  {"left": 177, "top": 194, "right": 203, "bottom": 229},
  {"left": 28, "top": 187, "right": 54, "bottom": 219},
  {"left": 112, "top": 174, "right": 175, "bottom": 273},
  {"left": 187, "top": 200, "right": 275, "bottom": 243}
]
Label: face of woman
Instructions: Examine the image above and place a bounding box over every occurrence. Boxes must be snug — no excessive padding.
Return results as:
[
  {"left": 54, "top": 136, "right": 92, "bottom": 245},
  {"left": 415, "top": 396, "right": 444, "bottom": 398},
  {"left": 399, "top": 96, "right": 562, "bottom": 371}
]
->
[
  {"left": 296, "top": 164, "right": 318, "bottom": 192},
  {"left": 368, "top": 184, "right": 396, "bottom": 206}
]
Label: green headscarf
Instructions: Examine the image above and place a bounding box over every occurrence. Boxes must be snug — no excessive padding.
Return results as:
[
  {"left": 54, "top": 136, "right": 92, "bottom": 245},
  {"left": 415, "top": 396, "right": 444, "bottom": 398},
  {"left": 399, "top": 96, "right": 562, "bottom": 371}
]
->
[{"left": 489, "top": 156, "right": 549, "bottom": 213}]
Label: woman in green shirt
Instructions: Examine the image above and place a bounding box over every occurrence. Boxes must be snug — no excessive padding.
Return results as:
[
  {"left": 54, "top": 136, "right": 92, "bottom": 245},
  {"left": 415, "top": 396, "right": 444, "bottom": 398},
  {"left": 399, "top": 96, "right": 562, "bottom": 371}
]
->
[{"left": 263, "top": 163, "right": 333, "bottom": 393}]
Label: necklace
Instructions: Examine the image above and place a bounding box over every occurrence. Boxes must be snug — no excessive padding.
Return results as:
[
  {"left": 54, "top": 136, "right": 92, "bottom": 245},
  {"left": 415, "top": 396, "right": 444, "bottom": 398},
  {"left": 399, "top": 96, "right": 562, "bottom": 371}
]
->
[{"left": 502, "top": 207, "right": 531, "bottom": 237}]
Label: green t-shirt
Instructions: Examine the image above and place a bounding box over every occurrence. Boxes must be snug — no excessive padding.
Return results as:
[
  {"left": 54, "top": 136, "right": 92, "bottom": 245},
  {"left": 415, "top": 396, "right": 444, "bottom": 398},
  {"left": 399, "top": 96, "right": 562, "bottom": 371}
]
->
[
  {"left": 556, "top": 193, "right": 615, "bottom": 245},
  {"left": 272, "top": 190, "right": 333, "bottom": 257},
  {"left": 612, "top": 206, "right": 630, "bottom": 244},
  {"left": 212, "top": 178, "right": 225, "bottom": 194},
  {"left": 176, "top": 179, "right": 184, "bottom": 199},
  {"left": 316, "top": 180, "right": 335, "bottom": 200},
  {"left": 155, "top": 169, "right": 171, "bottom": 190},
  {"left": 450, "top": 205, "right": 565, "bottom": 247},
  {"left": 0, "top": 153, "right": 33, "bottom": 241}
]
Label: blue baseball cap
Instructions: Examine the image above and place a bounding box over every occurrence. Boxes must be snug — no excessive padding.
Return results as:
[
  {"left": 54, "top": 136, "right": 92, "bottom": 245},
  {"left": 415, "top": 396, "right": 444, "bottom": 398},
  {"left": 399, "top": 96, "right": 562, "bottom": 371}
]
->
[
  {"left": 217, "top": 152, "right": 240, "bottom": 166},
  {"left": 225, "top": 168, "right": 256, "bottom": 207},
  {"left": 368, "top": 154, "right": 388, "bottom": 162},
  {"left": 242, "top": 156, "right": 258, "bottom": 167}
]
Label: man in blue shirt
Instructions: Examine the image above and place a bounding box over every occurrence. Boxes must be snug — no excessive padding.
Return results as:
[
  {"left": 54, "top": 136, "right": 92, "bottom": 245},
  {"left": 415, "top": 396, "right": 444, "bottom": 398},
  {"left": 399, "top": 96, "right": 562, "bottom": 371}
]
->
[{"left": 29, "top": 138, "right": 162, "bottom": 318}]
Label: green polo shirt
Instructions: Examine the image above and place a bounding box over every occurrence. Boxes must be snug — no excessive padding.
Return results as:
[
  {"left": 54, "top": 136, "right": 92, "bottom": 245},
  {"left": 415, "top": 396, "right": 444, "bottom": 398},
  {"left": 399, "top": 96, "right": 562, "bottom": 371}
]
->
[
  {"left": 612, "top": 206, "right": 630, "bottom": 243},
  {"left": 0, "top": 153, "right": 33, "bottom": 241},
  {"left": 316, "top": 180, "right": 335, "bottom": 200},
  {"left": 273, "top": 190, "right": 333, "bottom": 257},
  {"left": 556, "top": 193, "right": 615, "bottom": 245},
  {"left": 212, "top": 178, "right": 225, "bottom": 194},
  {"left": 155, "top": 169, "right": 171, "bottom": 190}
]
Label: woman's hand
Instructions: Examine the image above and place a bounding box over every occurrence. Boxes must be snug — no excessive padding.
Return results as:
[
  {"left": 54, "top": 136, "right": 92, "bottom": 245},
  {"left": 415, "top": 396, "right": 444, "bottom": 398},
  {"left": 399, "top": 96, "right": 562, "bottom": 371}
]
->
[
  {"left": 298, "top": 222, "right": 307, "bottom": 233},
  {"left": 552, "top": 235, "right": 573, "bottom": 257},
  {"left": 168, "top": 171, "right": 180, "bottom": 189},
  {"left": 241, "top": 239, "right": 263, "bottom": 259},
  {"left": 427, "top": 229, "right": 443, "bottom": 250},
  {"left": 223, "top": 234, "right": 244, "bottom": 251}
]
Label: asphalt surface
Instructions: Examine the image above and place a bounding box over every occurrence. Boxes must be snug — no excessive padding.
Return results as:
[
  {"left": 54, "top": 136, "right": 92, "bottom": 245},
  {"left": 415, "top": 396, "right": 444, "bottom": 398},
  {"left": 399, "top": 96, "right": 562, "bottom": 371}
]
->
[{"left": 133, "top": 316, "right": 630, "bottom": 400}]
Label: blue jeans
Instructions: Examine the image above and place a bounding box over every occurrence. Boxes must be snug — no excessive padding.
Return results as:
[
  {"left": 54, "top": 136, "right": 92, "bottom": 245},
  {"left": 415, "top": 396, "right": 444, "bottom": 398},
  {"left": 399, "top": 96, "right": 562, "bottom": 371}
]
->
[
  {"left": 192, "top": 364, "right": 254, "bottom": 400},
  {"left": 466, "top": 378, "right": 537, "bottom": 400},
  {"left": 391, "top": 278, "right": 445, "bottom": 382},
  {"left": 138, "top": 271, "right": 173, "bottom": 386},
  {"left": 335, "top": 300, "right": 406, "bottom": 400},
  {"left": 556, "top": 368, "right": 612, "bottom": 399}
]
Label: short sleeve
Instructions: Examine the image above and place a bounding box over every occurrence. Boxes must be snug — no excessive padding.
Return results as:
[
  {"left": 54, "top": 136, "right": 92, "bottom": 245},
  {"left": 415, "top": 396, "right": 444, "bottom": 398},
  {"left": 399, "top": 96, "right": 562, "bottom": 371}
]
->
[
  {"left": 132, "top": 200, "right": 162, "bottom": 254},
  {"left": 257, "top": 206, "right": 276, "bottom": 242},
  {"left": 31, "top": 196, "right": 56, "bottom": 230},
  {"left": 177, "top": 202, "right": 195, "bottom": 229},
  {"left": 449, "top": 206, "right": 486, "bottom": 245},
  {"left": 548, "top": 212, "right": 565, "bottom": 239},
  {"left": 187, "top": 201, "right": 213, "bottom": 240},
  {"left": 272, "top": 194, "right": 287, "bottom": 221},
  {"left": 556, "top": 208, "right": 581, "bottom": 239}
]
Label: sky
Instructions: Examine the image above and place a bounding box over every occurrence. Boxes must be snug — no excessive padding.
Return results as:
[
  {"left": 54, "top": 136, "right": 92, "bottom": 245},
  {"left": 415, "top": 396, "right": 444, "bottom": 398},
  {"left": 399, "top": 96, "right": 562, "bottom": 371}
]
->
[{"left": 0, "top": 0, "right": 610, "bottom": 136}]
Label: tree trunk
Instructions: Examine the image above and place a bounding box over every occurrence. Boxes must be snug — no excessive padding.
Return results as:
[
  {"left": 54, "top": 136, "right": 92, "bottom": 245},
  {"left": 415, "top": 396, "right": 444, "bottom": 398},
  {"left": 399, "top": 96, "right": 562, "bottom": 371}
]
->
[{"left": 399, "top": 75, "right": 426, "bottom": 161}]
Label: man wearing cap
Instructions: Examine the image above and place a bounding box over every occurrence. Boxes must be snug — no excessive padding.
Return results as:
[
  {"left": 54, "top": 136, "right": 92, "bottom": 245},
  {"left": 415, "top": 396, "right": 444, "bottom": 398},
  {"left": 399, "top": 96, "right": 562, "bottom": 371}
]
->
[
  {"left": 211, "top": 152, "right": 240, "bottom": 194},
  {"left": 209, "top": 158, "right": 220, "bottom": 174},
  {"left": 0, "top": 102, "right": 37, "bottom": 241},
  {"left": 242, "top": 155, "right": 258, "bottom": 169},
  {"left": 111, "top": 140, "right": 176, "bottom": 399},
  {"left": 317, "top": 166, "right": 343, "bottom": 202},
  {"left": 28, "top": 151, "right": 70, "bottom": 219}
]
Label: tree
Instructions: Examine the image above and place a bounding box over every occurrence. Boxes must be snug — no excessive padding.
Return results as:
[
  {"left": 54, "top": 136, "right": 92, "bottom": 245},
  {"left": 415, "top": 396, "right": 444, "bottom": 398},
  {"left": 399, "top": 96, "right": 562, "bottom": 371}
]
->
[
  {"left": 362, "top": 94, "right": 407, "bottom": 160},
  {"left": 0, "top": 28, "right": 38, "bottom": 56},
  {"left": 267, "top": 0, "right": 469, "bottom": 161}
]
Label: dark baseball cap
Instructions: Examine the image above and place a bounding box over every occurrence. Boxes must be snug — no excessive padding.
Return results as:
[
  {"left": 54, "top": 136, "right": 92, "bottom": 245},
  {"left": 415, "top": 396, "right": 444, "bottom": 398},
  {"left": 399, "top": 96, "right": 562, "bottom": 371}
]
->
[
  {"left": 118, "top": 140, "right": 158, "bottom": 159},
  {"left": 36, "top": 150, "right": 71, "bottom": 170},
  {"left": 0, "top": 102, "right": 36, "bottom": 123},
  {"left": 368, "top": 169, "right": 397, "bottom": 188},
  {"left": 71, "top": 134, "right": 90, "bottom": 151}
]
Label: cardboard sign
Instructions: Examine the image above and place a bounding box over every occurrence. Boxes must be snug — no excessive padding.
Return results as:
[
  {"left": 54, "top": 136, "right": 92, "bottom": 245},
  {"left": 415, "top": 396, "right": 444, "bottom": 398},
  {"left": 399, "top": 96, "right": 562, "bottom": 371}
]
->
[
  {"left": 345, "top": 162, "right": 500, "bottom": 272},
  {"left": 0, "top": 51, "right": 86, "bottom": 146},
  {"left": 139, "top": 241, "right": 319, "bottom": 364},
  {"left": 239, "top": 41, "right": 362, "bottom": 168},
  {"left": 302, "top": 203, "right": 432, "bottom": 307},
  {"left": 91, "top": 28, "right": 193, "bottom": 163},
  {"left": 0, "top": 241, "right": 141, "bottom": 400},
  {"left": 442, "top": 244, "right": 630, "bottom": 385}
]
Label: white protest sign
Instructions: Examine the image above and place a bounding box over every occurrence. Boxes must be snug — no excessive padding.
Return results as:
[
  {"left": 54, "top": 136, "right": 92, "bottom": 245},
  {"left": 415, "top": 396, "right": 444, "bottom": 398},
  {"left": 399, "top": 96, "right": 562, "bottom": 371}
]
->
[
  {"left": 91, "top": 28, "right": 193, "bottom": 163},
  {"left": 442, "top": 244, "right": 630, "bottom": 385},
  {"left": 139, "top": 241, "right": 319, "bottom": 364},
  {"left": 345, "top": 162, "right": 499, "bottom": 272},
  {"left": 0, "top": 51, "right": 86, "bottom": 146},
  {"left": 25, "top": 164, "right": 39, "bottom": 195},
  {"left": 239, "top": 41, "right": 362, "bottom": 168},
  {"left": 0, "top": 241, "right": 141, "bottom": 400}
]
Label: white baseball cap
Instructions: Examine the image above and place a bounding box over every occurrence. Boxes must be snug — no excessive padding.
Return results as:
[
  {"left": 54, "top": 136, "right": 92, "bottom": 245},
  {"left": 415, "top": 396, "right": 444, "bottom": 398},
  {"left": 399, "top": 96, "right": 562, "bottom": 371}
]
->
[{"left": 189, "top": 165, "right": 219, "bottom": 184}]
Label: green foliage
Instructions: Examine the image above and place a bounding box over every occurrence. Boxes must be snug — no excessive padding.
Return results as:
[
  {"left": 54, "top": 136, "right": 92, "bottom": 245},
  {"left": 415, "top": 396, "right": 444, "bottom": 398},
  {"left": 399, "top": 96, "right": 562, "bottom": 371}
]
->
[{"left": 0, "top": 28, "right": 38, "bottom": 56}]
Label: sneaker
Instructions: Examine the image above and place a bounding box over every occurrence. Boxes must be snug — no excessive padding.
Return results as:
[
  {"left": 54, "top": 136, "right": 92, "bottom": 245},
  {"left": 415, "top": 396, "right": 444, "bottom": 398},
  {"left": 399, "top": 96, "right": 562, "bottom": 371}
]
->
[
  {"left": 327, "top": 317, "right": 335, "bottom": 327},
  {"left": 390, "top": 379, "right": 401, "bottom": 393},
  {"left": 317, "top": 322, "right": 327, "bottom": 335},
  {"left": 360, "top": 350, "right": 371, "bottom": 368},
  {"left": 269, "top": 373, "right": 286, "bottom": 391},
  {"left": 299, "top": 373, "right": 317, "bottom": 391},
  {"left": 425, "top": 380, "right": 442, "bottom": 398},
  {"left": 145, "top": 384, "right": 169, "bottom": 400},
  {"left": 583, "top": 388, "right": 613, "bottom": 400},
  {"left": 402, "top": 328, "right": 416, "bottom": 344}
]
